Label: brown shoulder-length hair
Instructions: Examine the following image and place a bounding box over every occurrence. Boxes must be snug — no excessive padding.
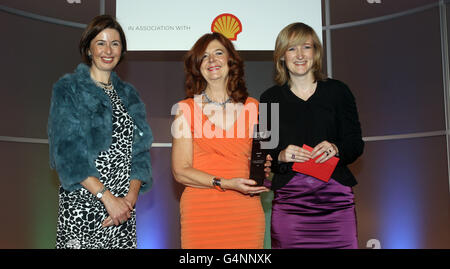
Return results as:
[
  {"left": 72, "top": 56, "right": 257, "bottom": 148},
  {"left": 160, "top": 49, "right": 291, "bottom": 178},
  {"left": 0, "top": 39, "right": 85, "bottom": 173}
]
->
[
  {"left": 183, "top": 32, "right": 248, "bottom": 103},
  {"left": 274, "top": 22, "right": 327, "bottom": 85},
  {"left": 79, "top": 15, "right": 127, "bottom": 66}
]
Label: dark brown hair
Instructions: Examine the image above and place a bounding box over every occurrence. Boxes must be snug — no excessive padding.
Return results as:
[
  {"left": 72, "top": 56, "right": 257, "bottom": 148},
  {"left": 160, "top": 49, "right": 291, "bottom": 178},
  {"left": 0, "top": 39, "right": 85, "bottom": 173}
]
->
[
  {"left": 274, "top": 22, "right": 326, "bottom": 85},
  {"left": 79, "top": 15, "right": 127, "bottom": 66},
  {"left": 183, "top": 32, "right": 248, "bottom": 103}
]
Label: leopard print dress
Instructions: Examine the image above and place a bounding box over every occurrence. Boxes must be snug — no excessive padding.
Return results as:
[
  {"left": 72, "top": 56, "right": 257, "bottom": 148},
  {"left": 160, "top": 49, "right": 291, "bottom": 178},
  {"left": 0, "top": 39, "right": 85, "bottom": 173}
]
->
[{"left": 56, "top": 85, "right": 136, "bottom": 249}]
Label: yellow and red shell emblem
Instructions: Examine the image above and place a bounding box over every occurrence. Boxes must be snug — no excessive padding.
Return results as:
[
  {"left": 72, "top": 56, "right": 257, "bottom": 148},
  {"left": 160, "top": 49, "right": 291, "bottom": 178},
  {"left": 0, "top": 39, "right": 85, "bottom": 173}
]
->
[{"left": 211, "top": 13, "right": 242, "bottom": 41}]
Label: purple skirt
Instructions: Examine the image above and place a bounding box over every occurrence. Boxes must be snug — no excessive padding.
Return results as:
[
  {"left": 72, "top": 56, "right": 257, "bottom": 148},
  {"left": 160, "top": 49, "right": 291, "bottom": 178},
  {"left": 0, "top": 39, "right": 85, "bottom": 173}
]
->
[{"left": 271, "top": 173, "right": 358, "bottom": 249}]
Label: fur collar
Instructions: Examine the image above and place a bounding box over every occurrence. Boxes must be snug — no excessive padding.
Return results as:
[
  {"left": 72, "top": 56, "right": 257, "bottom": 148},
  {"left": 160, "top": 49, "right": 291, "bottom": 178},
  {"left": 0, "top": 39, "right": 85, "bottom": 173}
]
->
[{"left": 72, "top": 63, "right": 131, "bottom": 109}]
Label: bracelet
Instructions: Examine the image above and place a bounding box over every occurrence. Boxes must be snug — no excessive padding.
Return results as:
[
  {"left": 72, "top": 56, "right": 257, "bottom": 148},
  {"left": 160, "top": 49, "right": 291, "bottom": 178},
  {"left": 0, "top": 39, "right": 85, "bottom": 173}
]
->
[
  {"left": 212, "top": 177, "right": 225, "bottom": 192},
  {"left": 95, "top": 186, "right": 108, "bottom": 200}
]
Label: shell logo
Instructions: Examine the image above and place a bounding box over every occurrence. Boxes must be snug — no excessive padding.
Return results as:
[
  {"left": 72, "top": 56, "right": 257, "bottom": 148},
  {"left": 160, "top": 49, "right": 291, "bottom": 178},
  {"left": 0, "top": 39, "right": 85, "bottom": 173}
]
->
[{"left": 211, "top": 13, "right": 242, "bottom": 41}]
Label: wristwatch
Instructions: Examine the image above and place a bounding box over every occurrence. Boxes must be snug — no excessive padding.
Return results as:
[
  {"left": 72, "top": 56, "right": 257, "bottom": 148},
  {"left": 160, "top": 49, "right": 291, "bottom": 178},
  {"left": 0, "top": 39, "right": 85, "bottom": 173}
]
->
[
  {"left": 96, "top": 186, "right": 108, "bottom": 200},
  {"left": 212, "top": 177, "right": 225, "bottom": 192}
]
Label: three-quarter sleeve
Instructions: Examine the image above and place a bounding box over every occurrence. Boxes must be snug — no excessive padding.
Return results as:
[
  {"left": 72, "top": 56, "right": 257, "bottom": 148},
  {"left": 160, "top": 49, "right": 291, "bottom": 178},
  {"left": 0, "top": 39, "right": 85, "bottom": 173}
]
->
[
  {"left": 127, "top": 89, "right": 153, "bottom": 193},
  {"left": 334, "top": 82, "right": 364, "bottom": 165}
]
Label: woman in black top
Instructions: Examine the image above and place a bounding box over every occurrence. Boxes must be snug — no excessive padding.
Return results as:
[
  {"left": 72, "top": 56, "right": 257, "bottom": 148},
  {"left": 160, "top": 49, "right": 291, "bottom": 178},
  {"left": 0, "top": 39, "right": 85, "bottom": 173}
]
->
[{"left": 260, "top": 22, "right": 364, "bottom": 249}]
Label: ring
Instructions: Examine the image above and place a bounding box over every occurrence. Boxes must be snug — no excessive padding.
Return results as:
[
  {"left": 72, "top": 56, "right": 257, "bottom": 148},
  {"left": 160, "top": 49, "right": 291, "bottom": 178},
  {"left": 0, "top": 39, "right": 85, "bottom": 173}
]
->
[
  {"left": 120, "top": 220, "right": 125, "bottom": 224},
  {"left": 292, "top": 154, "right": 295, "bottom": 159}
]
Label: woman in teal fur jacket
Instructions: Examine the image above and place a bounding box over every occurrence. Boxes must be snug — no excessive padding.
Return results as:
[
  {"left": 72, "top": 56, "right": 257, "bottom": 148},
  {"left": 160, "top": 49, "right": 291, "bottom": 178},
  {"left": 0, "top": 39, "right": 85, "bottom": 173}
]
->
[{"left": 47, "top": 15, "right": 152, "bottom": 249}]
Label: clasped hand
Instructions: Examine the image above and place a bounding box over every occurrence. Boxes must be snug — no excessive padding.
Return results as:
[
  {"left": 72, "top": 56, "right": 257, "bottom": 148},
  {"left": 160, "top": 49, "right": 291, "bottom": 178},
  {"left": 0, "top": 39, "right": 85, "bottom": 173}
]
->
[{"left": 101, "top": 192, "right": 137, "bottom": 227}]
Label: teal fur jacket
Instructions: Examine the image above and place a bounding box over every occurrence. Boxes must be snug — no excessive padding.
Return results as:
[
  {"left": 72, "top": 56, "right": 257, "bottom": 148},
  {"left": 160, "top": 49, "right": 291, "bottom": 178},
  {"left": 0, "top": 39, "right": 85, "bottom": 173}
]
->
[{"left": 48, "top": 63, "right": 153, "bottom": 193}]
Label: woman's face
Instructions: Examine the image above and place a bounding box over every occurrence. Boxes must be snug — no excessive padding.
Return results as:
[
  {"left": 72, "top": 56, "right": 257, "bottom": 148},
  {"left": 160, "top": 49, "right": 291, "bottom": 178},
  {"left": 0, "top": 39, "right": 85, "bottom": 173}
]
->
[
  {"left": 200, "top": 39, "right": 230, "bottom": 84},
  {"left": 89, "top": 28, "right": 122, "bottom": 75},
  {"left": 283, "top": 36, "right": 315, "bottom": 79}
]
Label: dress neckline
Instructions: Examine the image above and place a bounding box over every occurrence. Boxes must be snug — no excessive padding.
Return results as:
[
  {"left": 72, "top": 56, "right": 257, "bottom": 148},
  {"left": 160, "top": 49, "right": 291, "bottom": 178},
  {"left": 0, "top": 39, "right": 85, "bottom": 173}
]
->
[
  {"left": 283, "top": 81, "right": 321, "bottom": 103},
  {"left": 193, "top": 98, "right": 249, "bottom": 133}
]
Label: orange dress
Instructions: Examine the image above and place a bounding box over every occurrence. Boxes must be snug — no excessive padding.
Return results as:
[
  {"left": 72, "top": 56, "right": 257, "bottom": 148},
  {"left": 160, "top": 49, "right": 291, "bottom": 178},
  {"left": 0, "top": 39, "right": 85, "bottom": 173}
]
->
[{"left": 178, "top": 97, "right": 265, "bottom": 249}]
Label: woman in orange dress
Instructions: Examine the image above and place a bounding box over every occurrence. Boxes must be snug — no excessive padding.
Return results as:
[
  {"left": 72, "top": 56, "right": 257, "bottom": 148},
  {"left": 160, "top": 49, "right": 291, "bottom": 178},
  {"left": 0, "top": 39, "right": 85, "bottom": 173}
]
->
[{"left": 171, "top": 32, "right": 271, "bottom": 249}]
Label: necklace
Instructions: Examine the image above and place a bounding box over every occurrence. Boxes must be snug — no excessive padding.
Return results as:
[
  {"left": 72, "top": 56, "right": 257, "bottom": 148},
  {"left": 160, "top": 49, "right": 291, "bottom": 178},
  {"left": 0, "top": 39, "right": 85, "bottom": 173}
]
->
[
  {"left": 202, "top": 90, "right": 231, "bottom": 107},
  {"left": 93, "top": 79, "right": 114, "bottom": 91}
]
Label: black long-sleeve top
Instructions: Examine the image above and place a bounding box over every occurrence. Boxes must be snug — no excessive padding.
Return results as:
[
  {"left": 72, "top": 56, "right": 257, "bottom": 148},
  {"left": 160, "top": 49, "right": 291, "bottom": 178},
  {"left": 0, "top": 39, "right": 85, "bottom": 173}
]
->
[{"left": 259, "top": 78, "right": 364, "bottom": 190}]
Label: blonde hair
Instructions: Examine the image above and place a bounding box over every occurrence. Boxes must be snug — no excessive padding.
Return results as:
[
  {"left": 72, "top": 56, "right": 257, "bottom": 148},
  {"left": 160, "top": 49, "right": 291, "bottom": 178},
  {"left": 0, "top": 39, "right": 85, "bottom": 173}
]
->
[{"left": 274, "top": 22, "right": 326, "bottom": 85}]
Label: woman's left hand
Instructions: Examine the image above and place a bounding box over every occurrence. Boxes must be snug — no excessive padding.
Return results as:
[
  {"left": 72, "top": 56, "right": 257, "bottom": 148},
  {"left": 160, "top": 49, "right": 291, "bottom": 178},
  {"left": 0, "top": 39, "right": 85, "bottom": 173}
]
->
[
  {"left": 101, "top": 196, "right": 134, "bottom": 228},
  {"left": 124, "top": 192, "right": 138, "bottom": 209},
  {"left": 102, "top": 186, "right": 140, "bottom": 228},
  {"left": 102, "top": 197, "right": 136, "bottom": 228},
  {"left": 311, "top": 141, "right": 339, "bottom": 163},
  {"left": 264, "top": 154, "right": 272, "bottom": 178}
]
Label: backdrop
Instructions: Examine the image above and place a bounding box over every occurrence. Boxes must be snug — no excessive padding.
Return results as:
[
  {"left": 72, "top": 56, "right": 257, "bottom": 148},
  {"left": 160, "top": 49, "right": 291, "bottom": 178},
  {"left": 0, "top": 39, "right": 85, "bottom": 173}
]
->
[{"left": 0, "top": 0, "right": 449, "bottom": 249}]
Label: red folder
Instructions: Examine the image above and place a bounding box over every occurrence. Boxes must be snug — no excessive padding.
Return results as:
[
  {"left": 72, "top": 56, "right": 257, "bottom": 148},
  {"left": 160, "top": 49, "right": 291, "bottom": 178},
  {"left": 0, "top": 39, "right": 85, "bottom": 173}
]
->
[{"left": 292, "top": 144, "right": 339, "bottom": 182}]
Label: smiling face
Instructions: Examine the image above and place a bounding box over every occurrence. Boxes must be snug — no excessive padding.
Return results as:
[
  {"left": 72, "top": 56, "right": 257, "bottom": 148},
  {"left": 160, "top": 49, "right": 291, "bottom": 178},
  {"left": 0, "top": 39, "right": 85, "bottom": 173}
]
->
[
  {"left": 283, "top": 36, "right": 315, "bottom": 79},
  {"left": 199, "top": 39, "right": 230, "bottom": 84},
  {"left": 88, "top": 28, "right": 122, "bottom": 77}
]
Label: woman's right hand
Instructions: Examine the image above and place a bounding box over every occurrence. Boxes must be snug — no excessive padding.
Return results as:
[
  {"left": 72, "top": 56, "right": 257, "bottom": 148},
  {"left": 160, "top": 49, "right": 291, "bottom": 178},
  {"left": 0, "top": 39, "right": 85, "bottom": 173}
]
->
[
  {"left": 101, "top": 192, "right": 134, "bottom": 227},
  {"left": 278, "top": 144, "right": 312, "bottom": 163},
  {"left": 223, "top": 178, "right": 269, "bottom": 195}
]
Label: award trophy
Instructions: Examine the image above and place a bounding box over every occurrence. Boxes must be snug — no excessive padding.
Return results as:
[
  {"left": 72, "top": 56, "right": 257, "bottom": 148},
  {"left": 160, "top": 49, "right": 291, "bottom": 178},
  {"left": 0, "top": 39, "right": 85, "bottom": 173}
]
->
[{"left": 249, "top": 124, "right": 270, "bottom": 186}]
